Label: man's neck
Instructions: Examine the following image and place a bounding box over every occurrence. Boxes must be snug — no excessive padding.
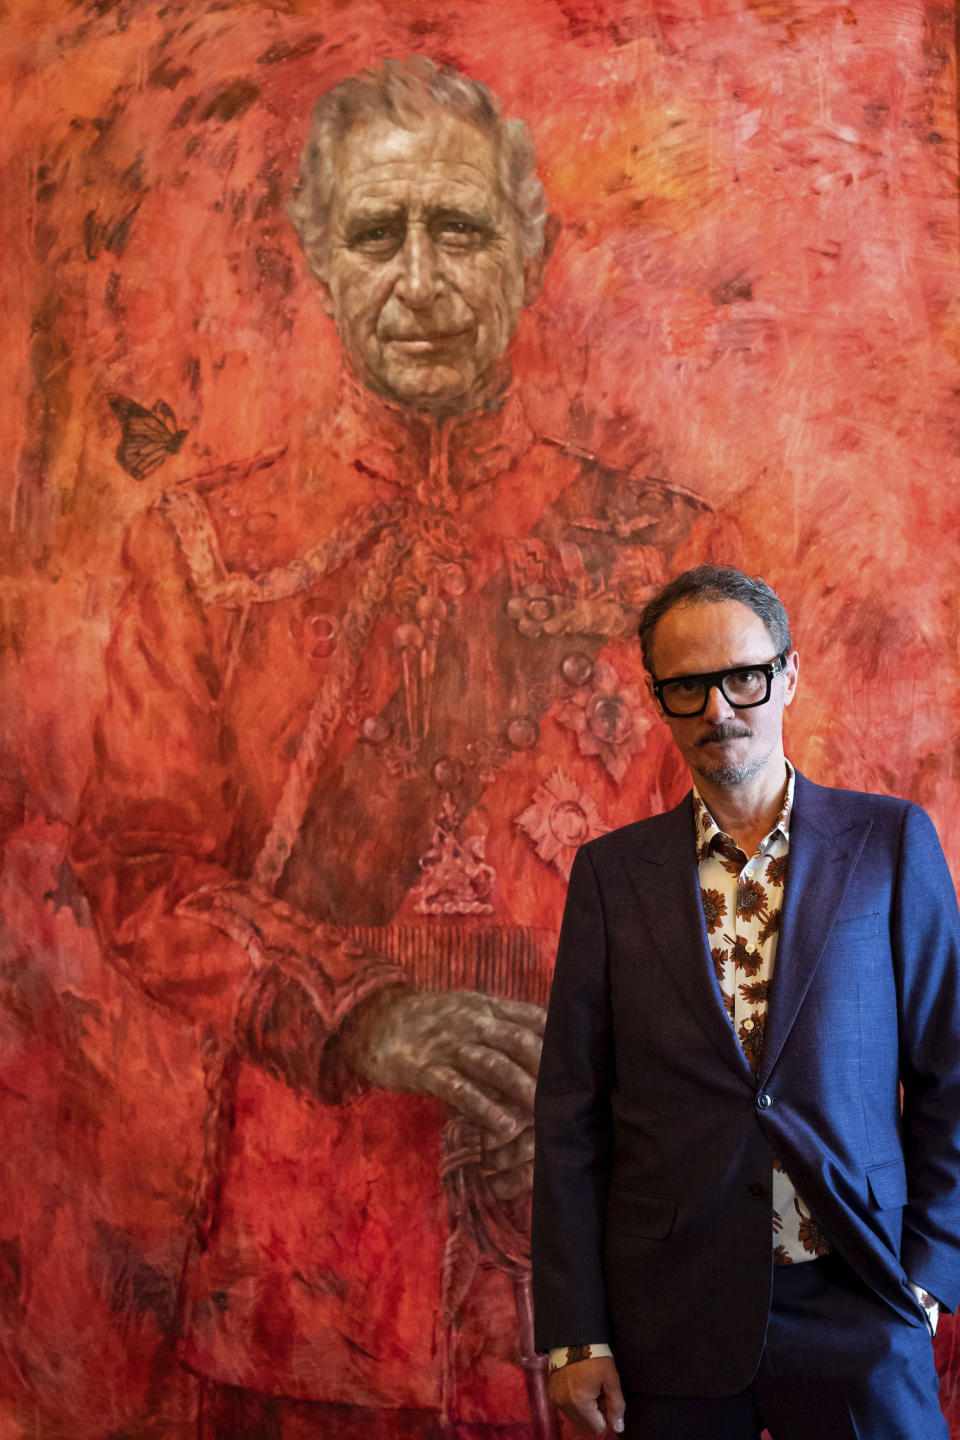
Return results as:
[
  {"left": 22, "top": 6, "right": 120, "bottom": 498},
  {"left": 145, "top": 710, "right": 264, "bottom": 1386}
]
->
[{"left": 694, "top": 758, "right": 791, "bottom": 857}]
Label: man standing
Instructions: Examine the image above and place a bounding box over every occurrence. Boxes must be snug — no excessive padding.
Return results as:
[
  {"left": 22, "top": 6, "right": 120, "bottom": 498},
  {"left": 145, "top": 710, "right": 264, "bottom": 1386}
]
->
[
  {"left": 72, "top": 60, "right": 730, "bottom": 1438},
  {"left": 533, "top": 565, "right": 960, "bottom": 1438}
]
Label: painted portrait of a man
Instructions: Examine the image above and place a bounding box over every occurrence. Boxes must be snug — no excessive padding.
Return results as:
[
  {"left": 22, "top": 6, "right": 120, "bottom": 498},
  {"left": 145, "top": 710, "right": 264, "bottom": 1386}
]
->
[
  {"left": 2, "top": 3, "right": 959, "bottom": 1438},
  {"left": 68, "top": 56, "right": 728, "bottom": 1438}
]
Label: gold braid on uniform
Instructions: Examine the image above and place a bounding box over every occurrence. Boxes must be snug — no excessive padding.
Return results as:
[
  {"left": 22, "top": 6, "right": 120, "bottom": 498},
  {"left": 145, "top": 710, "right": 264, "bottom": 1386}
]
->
[{"left": 159, "top": 483, "right": 405, "bottom": 608}]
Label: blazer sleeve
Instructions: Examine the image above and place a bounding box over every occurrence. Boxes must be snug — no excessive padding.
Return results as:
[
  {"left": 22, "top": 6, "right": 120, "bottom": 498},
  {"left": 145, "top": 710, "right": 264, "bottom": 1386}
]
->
[
  {"left": 532, "top": 842, "right": 614, "bottom": 1350},
  {"left": 894, "top": 802, "right": 960, "bottom": 1312}
]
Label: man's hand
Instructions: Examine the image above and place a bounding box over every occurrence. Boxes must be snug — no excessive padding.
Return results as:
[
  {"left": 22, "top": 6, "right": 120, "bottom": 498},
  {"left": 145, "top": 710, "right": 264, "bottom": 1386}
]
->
[
  {"left": 337, "top": 988, "right": 545, "bottom": 1146},
  {"left": 549, "top": 1357, "right": 626, "bottom": 1435}
]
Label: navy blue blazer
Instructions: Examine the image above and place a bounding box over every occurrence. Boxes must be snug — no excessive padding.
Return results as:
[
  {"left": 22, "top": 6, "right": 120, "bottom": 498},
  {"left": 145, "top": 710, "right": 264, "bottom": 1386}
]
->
[{"left": 531, "top": 772, "right": 960, "bottom": 1396}]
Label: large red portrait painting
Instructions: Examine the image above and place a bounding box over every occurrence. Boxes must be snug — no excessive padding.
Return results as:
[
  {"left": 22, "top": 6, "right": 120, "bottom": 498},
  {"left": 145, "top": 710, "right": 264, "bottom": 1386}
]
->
[{"left": 1, "top": 1, "right": 959, "bottom": 1436}]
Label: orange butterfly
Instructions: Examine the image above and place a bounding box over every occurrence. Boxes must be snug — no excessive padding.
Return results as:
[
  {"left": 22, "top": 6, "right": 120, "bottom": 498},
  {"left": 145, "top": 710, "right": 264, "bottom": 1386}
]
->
[{"left": 108, "top": 394, "right": 187, "bottom": 480}]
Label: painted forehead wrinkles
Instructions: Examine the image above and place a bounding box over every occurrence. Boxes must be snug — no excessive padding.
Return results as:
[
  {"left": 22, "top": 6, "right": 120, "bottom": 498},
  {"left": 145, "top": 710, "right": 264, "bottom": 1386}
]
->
[{"left": 337, "top": 169, "right": 503, "bottom": 214}]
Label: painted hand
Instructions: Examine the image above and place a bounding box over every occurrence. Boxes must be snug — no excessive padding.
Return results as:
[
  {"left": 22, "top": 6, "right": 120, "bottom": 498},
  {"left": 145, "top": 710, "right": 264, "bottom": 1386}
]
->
[
  {"left": 337, "top": 988, "right": 545, "bottom": 1144},
  {"left": 549, "top": 1357, "right": 626, "bottom": 1435}
]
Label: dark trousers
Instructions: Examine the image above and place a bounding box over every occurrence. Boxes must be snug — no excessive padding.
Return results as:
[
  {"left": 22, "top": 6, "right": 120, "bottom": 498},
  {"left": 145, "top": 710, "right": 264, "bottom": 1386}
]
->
[{"left": 623, "top": 1255, "right": 948, "bottom": 1439}]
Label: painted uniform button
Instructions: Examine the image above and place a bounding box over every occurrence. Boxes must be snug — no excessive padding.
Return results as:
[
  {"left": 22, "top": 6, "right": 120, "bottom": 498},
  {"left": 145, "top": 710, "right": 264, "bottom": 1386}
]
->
[
  {"left": 757, "top": 1092, "right": 772, "bottom": 1110},
  {"left": 748, "top": 1182, "right": 765, "bottom": 1198},
  {"left": 562, "top": 652, "right": 594, "bottom": 685},
  {"left": 743, "top": 1018, "right": 755, "bottom": 1031},
  {"left": 361, "top": 715, "right": 391, "bottom": 744},
  {"left": 440, "top": 563, "right": 468, "bottom": 597},
  {"left": 506, "top": 716, "right": 539, "bottom": 750},
  {"left": 432, "top": 756, "right": 463, "bottom": 789},
  {"left": 306, "top": 614, "right": 337, "bottom": 659}
]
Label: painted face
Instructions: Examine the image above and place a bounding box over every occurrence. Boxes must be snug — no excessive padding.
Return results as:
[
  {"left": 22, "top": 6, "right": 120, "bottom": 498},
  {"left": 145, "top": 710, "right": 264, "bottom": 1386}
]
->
[
  {"left": 646, "top": 599, "right": 798, "bottom": 791},
  {"left": 316, "top": 111, "right": 530, "bottom": 415}
]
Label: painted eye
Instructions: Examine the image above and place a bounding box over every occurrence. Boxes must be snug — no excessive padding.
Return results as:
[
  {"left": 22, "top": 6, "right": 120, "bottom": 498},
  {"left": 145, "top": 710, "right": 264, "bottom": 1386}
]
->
[
  {"left": 435, "top": 219, "right": 485, "bottom": 247},
  {"left": 349, "top": 224, "right": 403, "bottom": 255}
]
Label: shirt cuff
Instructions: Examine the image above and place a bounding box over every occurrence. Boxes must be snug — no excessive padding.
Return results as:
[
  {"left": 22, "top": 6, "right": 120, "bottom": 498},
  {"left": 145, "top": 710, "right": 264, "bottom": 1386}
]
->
[
  {"left": 908, "top": 1280, "right": 941, "bottom": 1337},
  {"left": 549, "top": 1343, "right": 614, "bottom": 1372}
]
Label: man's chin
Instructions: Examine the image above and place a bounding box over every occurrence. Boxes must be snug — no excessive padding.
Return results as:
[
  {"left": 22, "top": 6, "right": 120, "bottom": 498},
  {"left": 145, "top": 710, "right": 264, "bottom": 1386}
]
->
[
  {"left": 691, "top": 749, "right": 762, "bottom": 788},
  {"left": 698, "top": 761, "right": 754, "bottom": 787}
]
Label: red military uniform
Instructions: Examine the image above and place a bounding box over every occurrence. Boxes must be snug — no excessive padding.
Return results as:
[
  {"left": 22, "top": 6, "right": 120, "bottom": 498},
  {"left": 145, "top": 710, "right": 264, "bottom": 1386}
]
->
[{"left": 72, "top": 378, "right": 737, "bottom": 1428}]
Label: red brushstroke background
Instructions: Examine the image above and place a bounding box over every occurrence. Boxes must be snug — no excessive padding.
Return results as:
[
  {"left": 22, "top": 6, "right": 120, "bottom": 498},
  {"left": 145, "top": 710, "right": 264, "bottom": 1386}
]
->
[{"left": 1, "top": 0, "right": 960, "bottom": 1435}]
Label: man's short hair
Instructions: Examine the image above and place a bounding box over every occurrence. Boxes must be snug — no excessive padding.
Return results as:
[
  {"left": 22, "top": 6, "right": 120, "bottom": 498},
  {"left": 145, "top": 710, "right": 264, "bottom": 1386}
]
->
[
  {"left": 289, "top": 56, "right": 548, "bottom": 268},
  {"left": 638, "top": 565, "right": 792, "bottom": 674}
]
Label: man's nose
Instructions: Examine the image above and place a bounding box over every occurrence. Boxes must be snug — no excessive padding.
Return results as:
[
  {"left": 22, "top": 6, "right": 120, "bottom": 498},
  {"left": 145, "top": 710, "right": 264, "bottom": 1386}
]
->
[
  {"left": 394, "top": 227, "right": 440, "bottom": 309},
  {"left": 702, "top": 682, "right": 736, "bottom": 723}
]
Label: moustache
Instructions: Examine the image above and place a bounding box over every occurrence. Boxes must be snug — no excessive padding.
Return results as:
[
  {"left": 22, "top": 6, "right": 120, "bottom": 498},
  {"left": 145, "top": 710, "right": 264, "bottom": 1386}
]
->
[{"left": 699, "top": 725, "right": 751, "bottom": 745}]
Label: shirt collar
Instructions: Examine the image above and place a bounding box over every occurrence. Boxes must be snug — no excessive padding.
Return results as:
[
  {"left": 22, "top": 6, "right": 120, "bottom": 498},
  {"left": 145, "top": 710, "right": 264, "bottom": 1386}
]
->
[{"left": 693, "top": 761, "right": 795, "bottom": 859}]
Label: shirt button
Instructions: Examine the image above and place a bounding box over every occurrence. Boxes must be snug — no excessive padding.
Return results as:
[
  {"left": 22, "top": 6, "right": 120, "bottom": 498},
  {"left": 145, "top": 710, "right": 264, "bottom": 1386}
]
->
[
  {"left": 748, "top": 1182, "right": 765, "bottom": 1198},
  {"left": 757, "top": 1092, "right": 773, "bottom": 1110}
]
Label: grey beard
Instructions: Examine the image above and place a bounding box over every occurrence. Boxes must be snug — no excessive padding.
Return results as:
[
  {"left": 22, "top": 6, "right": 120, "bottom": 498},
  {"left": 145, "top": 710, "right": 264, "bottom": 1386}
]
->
[
  {"left": 693, "top": 733, "right": 773, "bottom": 788},
  {"left": 697, "top": 756, "right": 765, "bottom": 787}
]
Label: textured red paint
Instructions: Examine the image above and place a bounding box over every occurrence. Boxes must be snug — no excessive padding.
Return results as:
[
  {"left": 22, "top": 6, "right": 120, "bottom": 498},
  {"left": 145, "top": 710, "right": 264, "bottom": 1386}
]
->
[{"left": 1, "top": 2, "right": 959, "bottom": 1437}]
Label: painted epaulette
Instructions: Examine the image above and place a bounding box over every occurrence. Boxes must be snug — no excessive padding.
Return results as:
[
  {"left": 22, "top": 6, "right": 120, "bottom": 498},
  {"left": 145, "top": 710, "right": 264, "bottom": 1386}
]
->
[
  {"left": 541, "top": 434, "right": 713, "bottom": 528},
  {"left": 502, "top": 437, "right": 719, "bottom": 640}
]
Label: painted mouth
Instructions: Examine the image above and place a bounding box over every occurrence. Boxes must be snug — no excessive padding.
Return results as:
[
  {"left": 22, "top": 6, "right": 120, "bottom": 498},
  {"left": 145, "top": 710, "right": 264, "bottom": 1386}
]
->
[{"left": 384, "top": 331, "right": 471, "bottom": 351}]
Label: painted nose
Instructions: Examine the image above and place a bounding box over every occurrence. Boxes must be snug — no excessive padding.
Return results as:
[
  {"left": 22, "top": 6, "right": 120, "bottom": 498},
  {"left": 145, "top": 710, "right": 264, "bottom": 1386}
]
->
[{"left": 394, "top": 228, "right": 440, "bottom": 309}]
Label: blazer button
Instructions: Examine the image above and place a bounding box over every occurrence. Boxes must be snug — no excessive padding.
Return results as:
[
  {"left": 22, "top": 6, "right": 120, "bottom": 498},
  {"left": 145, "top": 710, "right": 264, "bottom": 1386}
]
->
[{"left": 757, "top": 1092, "right": 773, "bottom": 1110}]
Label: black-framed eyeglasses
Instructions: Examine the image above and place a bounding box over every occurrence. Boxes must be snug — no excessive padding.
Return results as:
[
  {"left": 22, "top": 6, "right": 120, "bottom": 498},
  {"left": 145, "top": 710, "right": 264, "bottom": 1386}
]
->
[{"left": 651, "top": 652, "right": 789, "bottom": 718}]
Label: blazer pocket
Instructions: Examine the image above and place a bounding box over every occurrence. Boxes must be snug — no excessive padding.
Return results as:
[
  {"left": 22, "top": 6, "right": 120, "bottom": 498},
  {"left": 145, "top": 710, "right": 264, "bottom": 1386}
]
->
[
  {"left": 866, "top": 1160, "right": 908, "bottom": 1210},
  {"left": 606, "top": 1190, "right": 677, "bottom": 1240},
  {"left": 831, "top": 912, "right": 881, "bottom": 941}
]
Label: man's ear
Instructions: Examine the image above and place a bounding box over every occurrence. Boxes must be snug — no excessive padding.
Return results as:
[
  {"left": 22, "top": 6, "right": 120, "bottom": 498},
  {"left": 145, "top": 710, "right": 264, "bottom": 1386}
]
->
[
  {"left": 644, "top": 671, "right": 664, "bottom": 718},
  {"left": 782, "top": 649, "right": 799, "bottom": 707},
  {"left": 522, "top": 211, "right": 562, "bottom": 308}
]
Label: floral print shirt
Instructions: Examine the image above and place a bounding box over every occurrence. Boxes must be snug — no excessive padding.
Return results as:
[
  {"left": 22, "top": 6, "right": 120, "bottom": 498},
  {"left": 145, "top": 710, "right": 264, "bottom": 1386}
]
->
[{"left": 694, "top": 764, "right": 830, "bottom": 1265}]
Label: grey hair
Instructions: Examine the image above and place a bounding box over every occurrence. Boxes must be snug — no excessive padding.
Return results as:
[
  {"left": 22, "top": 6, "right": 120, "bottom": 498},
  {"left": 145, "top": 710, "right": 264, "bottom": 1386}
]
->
[
  {"left": 288, "top": 56, "right": 548, "bottom": 267},
  {"left": 638, "top": 565, "right": 792, "bottom": 675}
]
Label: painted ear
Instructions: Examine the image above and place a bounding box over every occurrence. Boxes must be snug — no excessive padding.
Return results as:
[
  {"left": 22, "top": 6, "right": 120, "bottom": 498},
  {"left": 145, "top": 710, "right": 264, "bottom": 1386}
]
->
[
  {"left": 306, "top": 248, "right": 336, "bottom": 318},
  {"left": 316, "top": 283, "right": 336, "bottom": 320},
  {"left": 522, "top": 211, "right": 561, "bottom": 307}
]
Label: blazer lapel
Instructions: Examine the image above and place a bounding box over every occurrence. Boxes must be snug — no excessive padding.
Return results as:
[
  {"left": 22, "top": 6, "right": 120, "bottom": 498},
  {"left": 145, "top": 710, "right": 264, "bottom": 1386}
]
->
[
  {"left": 760, "top": 773, "right": 870, "bottom": 1083},
  {"left": 620, "top": 797, "right": 754, "bottom": 1086}
]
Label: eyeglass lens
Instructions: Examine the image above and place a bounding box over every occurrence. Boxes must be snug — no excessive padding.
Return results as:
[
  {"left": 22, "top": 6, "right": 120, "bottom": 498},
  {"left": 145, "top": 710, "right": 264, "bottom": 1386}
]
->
[{"left": 660, "top": 668, "right": 770, "bottom": 715}]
